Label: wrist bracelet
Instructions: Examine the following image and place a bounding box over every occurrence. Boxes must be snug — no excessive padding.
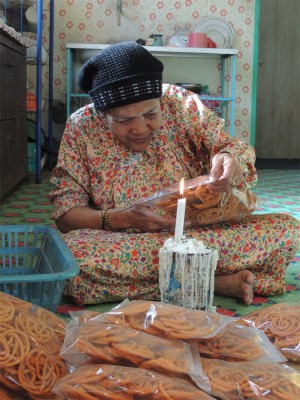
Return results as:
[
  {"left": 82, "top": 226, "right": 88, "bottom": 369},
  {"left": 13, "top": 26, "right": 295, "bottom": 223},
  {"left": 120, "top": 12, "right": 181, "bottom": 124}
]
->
[
  {"left": 100, "top": 210, "right": 105, "bottom": 230},
  {"left": 103, "top": 209, "right": 115, "bottom": 231}
]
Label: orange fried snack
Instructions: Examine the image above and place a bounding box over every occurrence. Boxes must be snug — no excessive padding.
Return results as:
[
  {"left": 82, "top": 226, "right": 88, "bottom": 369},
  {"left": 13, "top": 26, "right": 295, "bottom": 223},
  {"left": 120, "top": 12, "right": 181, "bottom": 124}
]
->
[
  {"left": 0, "top": 383, "right": 27, "bottom": 400},
  {"left": 33, "top": 307, "right": 66, "bottom": 341},
  {"left": 0, "top": 329, "right": 31, "bottom": 368},
  {"left": 0, "top": 292, "right": 66, "bottom": 341},
  {"left": 14, "top": 312, "right": 62, "bottom": 355},
  {"left": 243, "top": 303, "right": 300, "bottom": 362},
  {"left": 70, "top": 323, "right": 196, "bottom": 379},
  {"left": 53, "top": 364, "right": 214, "bottom": 400},
  {"left": 0, "top": 299, "right": 16, "bottom": 323},
  {"left": 0, "top": 291, "right": 32, "bottom": 314},
  {"left": 0, "top": 291, "right": 68, "bottom": 398},
  {"left": 18, "top": 349, "right": 67, "bottom": 396},
  {"left": 112, "top": 300, "right": 228, "bottom": 339},
  {"left": 197, "top": 323, "right": 283, "bottom": 362},
  {"left": 198, "top": 329, "right": 261, "bottom": 362},
  {"left": 70, "top": 310, "right": 103, "bottom": 324},
  {"left": 155, "top": 183, "right": 257, "bottom": 226},
  {"left": 202, "top": 358, "right": 300, "bottom": 400},
  {"left": 0, "top": 366, "right": 23, "bottom": 393}
]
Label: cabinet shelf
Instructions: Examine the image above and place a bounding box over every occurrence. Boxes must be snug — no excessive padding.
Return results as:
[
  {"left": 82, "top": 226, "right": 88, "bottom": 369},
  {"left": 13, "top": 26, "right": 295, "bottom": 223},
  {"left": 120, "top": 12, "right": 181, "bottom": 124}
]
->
[
  {"left": 67, "top": 42, "right": 237, "bottom": 56},
  {"left": 66, "top": 43, "right": 238, "bottom": 136}
]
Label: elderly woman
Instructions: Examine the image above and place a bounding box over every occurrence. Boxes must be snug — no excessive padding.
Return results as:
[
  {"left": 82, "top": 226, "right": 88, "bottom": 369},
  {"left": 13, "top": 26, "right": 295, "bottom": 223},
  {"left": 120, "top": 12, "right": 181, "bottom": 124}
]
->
[{"left": 49, "top": 41, "right": 299, "bottom": 307}]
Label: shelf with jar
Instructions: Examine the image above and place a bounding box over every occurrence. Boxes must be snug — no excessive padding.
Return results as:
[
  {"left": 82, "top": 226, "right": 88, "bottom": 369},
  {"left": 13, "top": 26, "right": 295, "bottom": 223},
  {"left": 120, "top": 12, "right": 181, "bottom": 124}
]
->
[{"left": 66, "top": 43, "right": 238, "bottom": 136}]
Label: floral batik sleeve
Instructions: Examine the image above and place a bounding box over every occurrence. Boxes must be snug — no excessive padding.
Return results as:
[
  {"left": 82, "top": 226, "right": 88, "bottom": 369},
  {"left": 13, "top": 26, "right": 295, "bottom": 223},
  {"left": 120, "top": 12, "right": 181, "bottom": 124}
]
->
[
  {"left": 49, "top": 108, "right": 92, "bottom": 220},
  {"left": 162, "top": 84, "right": 257, "bottom": 189},
  {"left": 198, "top": 105, "right": 257, "bottom": 188}
]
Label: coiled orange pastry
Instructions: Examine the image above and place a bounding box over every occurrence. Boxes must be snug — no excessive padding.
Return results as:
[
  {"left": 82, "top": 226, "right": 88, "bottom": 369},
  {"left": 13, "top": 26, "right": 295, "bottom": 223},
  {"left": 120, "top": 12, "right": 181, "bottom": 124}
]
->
[
  {"left": 53, "top": 364, "right": 214, "bottom": 400},
  {"left": 0, "top": 292, "right": 67, "bottom": 398},
  {"left": 202, "top": 358, "right": 300, "bottom": 400},
  {"left": 243, "top": 303, "right": 300, "bottom": 362},
  {"left": 155, "top": 183, "right": 257, "bottom": 226}
]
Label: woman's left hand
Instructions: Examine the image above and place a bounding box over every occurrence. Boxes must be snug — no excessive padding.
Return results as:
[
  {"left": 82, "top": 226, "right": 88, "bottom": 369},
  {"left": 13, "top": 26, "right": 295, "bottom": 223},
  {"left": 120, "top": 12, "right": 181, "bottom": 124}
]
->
[
  {"left": 208, "top": 153, "right": 244, "bottom": 193},
  {"left": 109, "top": 205, "right": 176, "bottom": 233}
]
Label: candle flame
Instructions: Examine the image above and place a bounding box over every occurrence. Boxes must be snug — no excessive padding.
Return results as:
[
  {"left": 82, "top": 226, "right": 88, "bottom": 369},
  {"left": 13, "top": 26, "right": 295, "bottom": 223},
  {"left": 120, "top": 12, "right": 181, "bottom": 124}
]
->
[{"left": 180, "top": 178, "right": 184, "bottom": 197}]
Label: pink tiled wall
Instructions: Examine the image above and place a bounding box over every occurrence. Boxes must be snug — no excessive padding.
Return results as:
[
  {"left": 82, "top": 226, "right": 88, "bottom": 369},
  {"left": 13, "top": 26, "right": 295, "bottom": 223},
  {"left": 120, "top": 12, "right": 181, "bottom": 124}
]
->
[{"left": 28, "top": 0, "right": 256, "bottom": 142}]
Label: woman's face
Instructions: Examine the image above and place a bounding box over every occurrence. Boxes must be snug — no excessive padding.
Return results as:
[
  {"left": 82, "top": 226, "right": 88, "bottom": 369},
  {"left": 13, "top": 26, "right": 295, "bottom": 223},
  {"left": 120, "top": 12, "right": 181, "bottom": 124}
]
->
[{"left": 104, "top": 98, "right": 162, "bottom": 152}]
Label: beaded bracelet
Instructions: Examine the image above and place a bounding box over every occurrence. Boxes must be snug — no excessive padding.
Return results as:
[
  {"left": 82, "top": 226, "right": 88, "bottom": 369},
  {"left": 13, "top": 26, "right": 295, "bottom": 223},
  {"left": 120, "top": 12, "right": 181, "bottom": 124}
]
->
[
  {"left": 100, "top": 211, "right": 105, "bottom": 230},
  {"left": 103, "top": 209, "right": 115, "bottom": 231}
]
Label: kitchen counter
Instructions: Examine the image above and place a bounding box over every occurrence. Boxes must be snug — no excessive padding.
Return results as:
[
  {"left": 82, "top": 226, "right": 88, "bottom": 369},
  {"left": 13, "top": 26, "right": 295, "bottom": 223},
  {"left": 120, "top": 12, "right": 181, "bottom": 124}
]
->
[{"left": 0, "top": 19, "right": 30, "bottom": 47}]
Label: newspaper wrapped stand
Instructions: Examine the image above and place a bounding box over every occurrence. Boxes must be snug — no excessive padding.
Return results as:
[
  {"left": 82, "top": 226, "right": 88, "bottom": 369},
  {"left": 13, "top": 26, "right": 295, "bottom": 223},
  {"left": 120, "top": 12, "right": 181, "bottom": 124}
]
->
[{"left": 159, "top": 237, "right": 218, "bottom": 312}]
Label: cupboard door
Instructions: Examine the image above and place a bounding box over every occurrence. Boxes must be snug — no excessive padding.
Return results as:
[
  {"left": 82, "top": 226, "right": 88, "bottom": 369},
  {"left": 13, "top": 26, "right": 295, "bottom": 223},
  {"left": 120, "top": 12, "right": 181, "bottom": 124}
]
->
[
  {"left": 0, "top": 44, "right": 19, "bottom": 119},
  {"left": 0, "top": 119, "right": 27, "bottom": 198},
  {"left": 255, "top": 0, "right": 300, "bottom": 159},
  {"left": 0, "top": 34, "right": 27, "bottom": 199}
]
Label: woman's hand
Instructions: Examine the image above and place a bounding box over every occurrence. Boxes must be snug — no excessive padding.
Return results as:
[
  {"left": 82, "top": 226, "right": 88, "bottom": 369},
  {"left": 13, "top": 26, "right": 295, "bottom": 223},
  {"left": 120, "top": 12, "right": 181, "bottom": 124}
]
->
[
  {"left": 208, "top": 153, "right": 244, "bottom": 193},
  {"left": 55, "top": 204, "right": 175, "bottom": 234},
  {"left": 111, "top": 205, "right": 176, "bottom": 233}
]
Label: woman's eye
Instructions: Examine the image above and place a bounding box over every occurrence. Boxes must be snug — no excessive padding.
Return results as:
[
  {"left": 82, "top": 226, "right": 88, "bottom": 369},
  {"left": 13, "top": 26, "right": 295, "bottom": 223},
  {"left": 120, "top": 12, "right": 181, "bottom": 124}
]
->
[
  {"left": 113, "top": 111, "right": 158, "bottom": 123},
  {"left": 145, "top": 112, "right": 157, "bottom": 119},
  {"left": 114, "top": 118, "right": 131, "bottom": 123}
]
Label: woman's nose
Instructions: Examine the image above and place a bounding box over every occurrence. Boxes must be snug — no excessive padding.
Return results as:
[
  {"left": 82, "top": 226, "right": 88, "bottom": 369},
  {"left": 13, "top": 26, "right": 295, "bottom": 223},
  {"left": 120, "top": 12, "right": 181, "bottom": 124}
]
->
[{"left": 130, "top": 116, "right": 148, "bottom": 133}]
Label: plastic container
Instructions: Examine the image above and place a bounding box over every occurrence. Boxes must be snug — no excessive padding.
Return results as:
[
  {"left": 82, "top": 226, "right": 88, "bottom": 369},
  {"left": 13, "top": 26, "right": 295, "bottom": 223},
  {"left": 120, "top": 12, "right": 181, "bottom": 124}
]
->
[
  {"left": 27, "top": 93, "right": 37, "bottom": 112},
  {"left": 0, "top": 225, "right": 79, "bottom": 312},
  {"left": 25, "top": 6, "right": 38, "bottom": 32},
  {"left": 26, "top": 41, "right": 48, "bottom": 65}
]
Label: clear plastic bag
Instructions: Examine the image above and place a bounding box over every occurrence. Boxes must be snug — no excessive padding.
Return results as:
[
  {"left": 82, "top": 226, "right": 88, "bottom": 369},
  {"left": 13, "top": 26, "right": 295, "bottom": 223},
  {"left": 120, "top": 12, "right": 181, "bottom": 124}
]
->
[
  {"left": 0, "top": 383, "right": 27, "bottom": 400},
  {"left": 53, "top": 363, "right": 215, "bottom": 400},
  {"left": 110, "top": 299, "right": 236, "bottom": 339},
  {"left": 197, "top": 322, "right": 287, "bottom": 363},
  {"left": 0, "top": 291, "right": 68, "bottom": 399},
  {"left": 124, "top": 175, "right": 259, "bottom": 226},
  {"left": 201, "top": 358, "right": 300, "bottom": 400},
  {"left": 60, "top": 320, "right": 200, "bottom": 381},
  {"left": 242, "top": 303, "right": 300, "bottom": 363}
]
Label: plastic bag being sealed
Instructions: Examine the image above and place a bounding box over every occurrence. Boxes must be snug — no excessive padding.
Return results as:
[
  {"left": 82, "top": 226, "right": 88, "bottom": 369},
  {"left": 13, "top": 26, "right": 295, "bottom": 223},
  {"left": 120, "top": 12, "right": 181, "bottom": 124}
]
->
[{"left": 124, "top": 175, "right": 258, "bottom": 227}]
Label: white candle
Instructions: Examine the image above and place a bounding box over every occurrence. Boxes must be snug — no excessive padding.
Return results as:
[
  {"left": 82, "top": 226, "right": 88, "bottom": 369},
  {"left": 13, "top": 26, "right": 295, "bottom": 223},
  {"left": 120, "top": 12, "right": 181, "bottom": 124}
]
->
[{"left": 174, "top": 178, "right": 186, "bottom": 242}]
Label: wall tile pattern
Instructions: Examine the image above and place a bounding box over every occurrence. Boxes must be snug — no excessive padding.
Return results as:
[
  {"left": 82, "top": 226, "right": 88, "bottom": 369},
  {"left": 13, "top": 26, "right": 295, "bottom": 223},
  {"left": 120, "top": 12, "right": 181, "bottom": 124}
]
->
[{"left": 28, "top": 0, "right": 256, "bottom": 142}]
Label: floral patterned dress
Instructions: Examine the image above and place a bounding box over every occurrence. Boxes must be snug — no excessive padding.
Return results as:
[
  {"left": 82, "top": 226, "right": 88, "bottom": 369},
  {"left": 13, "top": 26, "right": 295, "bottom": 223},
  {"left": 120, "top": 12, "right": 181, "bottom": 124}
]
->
[{"left": 49, "top": 84, "right": 300, "bottom": 305}]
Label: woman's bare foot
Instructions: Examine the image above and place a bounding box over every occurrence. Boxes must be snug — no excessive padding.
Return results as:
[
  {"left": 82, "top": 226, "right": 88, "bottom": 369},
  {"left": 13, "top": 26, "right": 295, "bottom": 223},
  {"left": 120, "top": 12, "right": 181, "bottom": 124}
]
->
[{"left": 214, "top": 270, "right": 254, "bottom": 305}]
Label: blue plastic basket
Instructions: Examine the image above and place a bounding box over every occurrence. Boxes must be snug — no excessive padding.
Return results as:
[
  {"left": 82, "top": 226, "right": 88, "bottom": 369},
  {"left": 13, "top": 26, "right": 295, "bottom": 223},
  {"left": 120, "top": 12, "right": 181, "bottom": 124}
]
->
[{"left": 0, "top": 225, "right": 79, "bottom": 312}]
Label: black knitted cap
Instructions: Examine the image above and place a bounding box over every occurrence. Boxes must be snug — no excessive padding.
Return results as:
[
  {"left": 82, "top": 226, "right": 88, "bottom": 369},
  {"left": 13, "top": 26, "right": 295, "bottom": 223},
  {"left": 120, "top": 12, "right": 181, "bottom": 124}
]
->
[{"left": 78, "top": 41, "right": 164, "bottom": 111}]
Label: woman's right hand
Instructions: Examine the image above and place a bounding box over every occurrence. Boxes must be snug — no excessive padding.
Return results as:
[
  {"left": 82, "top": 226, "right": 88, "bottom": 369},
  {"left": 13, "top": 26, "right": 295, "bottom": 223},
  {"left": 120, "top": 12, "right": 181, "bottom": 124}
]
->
[
  {"left": 55, "top": 204, "right": 175, "bottom": 234},
  {"left": 112, "top": 205, "right": 176, "bottom": 233}
]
